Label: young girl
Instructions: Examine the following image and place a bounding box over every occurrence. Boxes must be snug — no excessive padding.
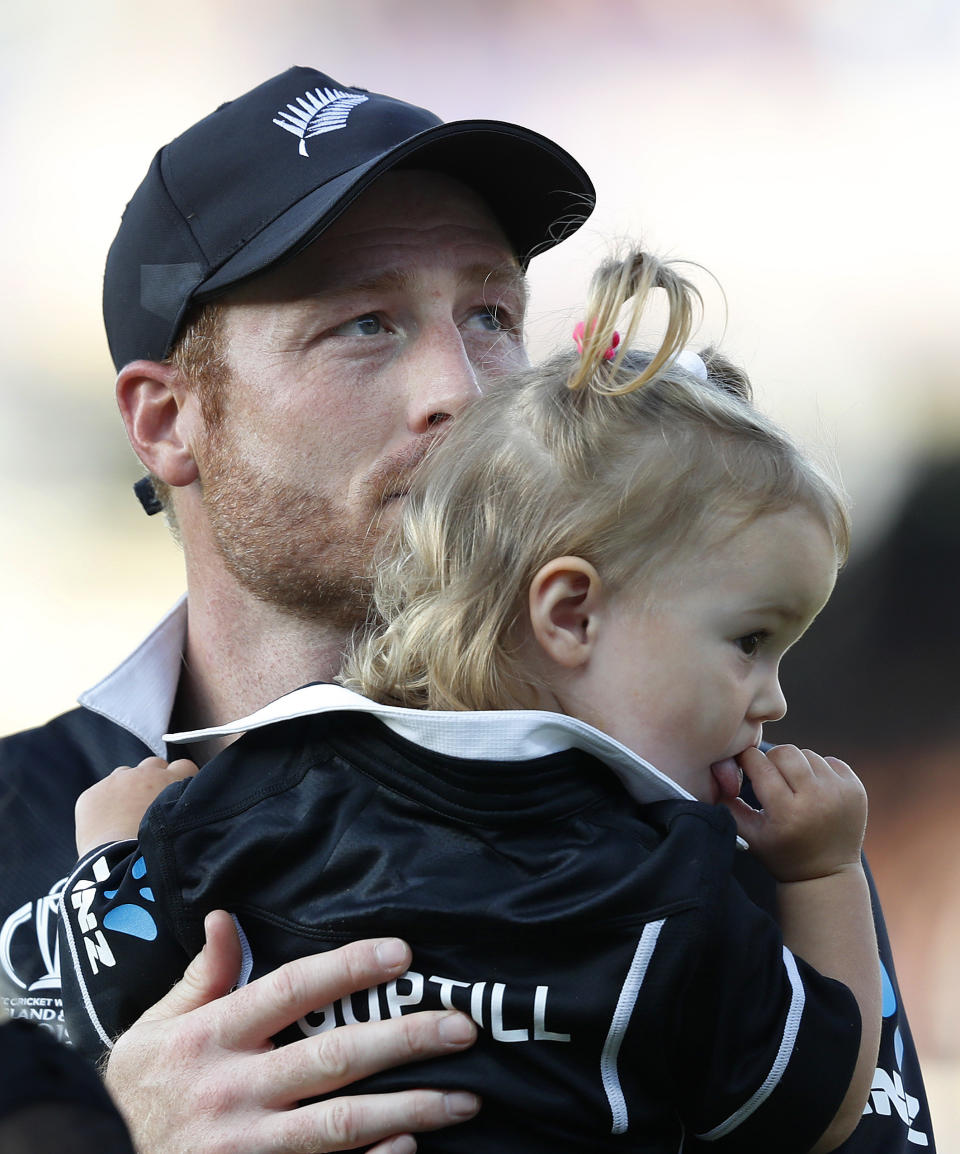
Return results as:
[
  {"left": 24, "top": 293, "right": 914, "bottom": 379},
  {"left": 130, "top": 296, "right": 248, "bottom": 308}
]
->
[{"left": 60, "top": 249, "right": 880, "bottom": 1154}]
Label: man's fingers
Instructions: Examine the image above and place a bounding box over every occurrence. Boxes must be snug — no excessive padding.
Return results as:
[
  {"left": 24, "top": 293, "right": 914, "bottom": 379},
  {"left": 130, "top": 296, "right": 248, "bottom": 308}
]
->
[
  {"left": 138, "top": 910, "right": 243, "bottom": 1025},
  {"left": 264, "top": 1087, "right": 480, "bottom": 1153},
  {"left": 125, "top": 931, "right": 481, "bottom": 1154},
  {"left": 222, "top": 939, "right": 415, "bottom": 1049},
  {"left": 252, "top": 1009, "right": 477, "bottom": 1104},
  {"left": 367, "top": 1136, "right": 417, "bottom": 1154}
]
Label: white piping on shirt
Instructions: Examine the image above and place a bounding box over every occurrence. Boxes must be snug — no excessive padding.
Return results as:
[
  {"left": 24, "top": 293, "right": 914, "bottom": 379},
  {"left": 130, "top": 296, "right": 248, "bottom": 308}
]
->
[
  {"left": 602, "top": 919, "right": 666, "bottom": 1135},
  {"left": 57, "top": 841, "right": 138, "bottom": 1053},
  {"left": 695, "top": 946, "right": 806, "bottom": 1140},
  {"left": 232, "top": 914, "right": 254, "bottom": 987}
]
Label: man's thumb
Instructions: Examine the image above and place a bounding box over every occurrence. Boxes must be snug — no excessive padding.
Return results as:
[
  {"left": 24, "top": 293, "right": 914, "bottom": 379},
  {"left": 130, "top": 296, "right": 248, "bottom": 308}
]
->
[{"left": 137, "top": 910, "right": 242, "bottom": 1024}]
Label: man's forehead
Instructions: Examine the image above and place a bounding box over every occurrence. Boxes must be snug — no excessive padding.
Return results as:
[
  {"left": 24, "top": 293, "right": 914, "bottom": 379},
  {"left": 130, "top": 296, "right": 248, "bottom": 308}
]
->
[{"left": 337, "top": 261, "right": 527, "bottom": 301}]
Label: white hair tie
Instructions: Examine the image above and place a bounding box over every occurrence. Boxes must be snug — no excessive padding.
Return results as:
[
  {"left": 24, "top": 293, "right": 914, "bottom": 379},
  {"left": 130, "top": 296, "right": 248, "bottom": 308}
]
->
[{"left": 675, "top": 348, "right": 708, "bottom": 382}]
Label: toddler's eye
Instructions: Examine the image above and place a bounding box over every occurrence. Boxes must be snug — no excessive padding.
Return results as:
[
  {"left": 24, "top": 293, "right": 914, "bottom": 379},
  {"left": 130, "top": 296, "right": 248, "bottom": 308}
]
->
[{"left": 736, "top": 632, "right": 765, "bottom": 656}]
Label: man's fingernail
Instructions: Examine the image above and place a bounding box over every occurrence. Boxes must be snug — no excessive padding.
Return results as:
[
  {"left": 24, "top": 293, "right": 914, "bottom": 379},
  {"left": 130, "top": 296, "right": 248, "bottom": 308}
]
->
[
  {"left": 375, "top": 938, "right": 408, "bottom": 970},
  {"left": 439, "top": 1012, "right": 476, "bottom": 1046},
  {"left": 444, "top": 1091, "right": 480, "bottom": 1119}
]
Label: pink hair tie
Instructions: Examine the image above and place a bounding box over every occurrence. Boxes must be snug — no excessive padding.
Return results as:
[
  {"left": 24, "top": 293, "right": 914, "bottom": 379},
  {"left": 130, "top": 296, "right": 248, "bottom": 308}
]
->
[{"left": 572, "top": 320, "right": 621, "bottom": 361}]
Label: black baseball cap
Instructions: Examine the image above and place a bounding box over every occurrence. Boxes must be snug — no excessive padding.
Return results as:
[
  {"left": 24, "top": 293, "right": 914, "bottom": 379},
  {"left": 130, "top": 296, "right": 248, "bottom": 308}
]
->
[{"left": 103, "top": 66, "right": 595, "bottom": 371}]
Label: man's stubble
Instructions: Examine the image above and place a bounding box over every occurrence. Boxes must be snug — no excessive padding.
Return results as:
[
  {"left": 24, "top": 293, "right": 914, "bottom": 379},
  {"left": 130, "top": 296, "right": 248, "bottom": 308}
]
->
[{"left": 198, "top": 416, "right": 381, "bottom": 630}]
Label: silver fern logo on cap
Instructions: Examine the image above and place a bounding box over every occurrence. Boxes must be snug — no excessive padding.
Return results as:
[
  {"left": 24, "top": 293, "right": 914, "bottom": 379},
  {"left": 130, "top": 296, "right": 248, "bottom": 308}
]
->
[{"left": 273, "top": 87, "right": 369, "bottom": 156}]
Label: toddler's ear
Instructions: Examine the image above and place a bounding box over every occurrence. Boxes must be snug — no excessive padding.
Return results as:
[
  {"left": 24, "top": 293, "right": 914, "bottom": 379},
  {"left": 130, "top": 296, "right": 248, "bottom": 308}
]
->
[{"left": 528, "top": 557, "right": 605, "bottom": 668}]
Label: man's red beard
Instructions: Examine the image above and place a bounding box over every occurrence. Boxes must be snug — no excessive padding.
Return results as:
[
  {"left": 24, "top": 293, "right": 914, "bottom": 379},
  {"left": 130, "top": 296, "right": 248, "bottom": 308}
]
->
[{"left": 198, "top": 430, "right": 387, "bottom": 628}]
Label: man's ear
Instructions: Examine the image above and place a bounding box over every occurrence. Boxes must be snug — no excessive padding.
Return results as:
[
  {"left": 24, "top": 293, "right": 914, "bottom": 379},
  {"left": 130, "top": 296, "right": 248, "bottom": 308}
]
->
[
  {"left": 528, "top": 556, "right": 606, "bottom": 669},
  {"left": 116, "top": 360, "right": 200, "bottom": 488}
]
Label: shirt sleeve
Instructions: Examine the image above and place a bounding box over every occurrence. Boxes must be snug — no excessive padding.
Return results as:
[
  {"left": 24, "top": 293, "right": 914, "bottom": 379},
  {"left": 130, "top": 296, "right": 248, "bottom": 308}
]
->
[
  {"left": 735, "top": 778, "right": 936, "bottom": 1152},
  {"left": 58, "top": 839, "right": 190, "bottom": 1065},
  {"left": 670, "top": 877, "right": 862, "bottom": 1154}
]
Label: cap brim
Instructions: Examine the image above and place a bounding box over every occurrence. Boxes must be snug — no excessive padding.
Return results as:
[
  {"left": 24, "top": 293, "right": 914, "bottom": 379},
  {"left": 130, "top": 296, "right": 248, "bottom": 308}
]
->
[{"left": 197, "top": 119, "right": 595, "bottom": 299}]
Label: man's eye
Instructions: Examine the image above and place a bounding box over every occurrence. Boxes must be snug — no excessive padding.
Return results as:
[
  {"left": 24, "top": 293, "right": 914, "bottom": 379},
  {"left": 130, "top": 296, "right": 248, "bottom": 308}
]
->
[
  {"left": 736, "top": 632, "right": 765, "bottom": 656},
  {"left": 466, "top": 307, "right": 508, "bottom": 333},
  {"left": 334, "top": 314, "right": 384, "bottom": 336}
]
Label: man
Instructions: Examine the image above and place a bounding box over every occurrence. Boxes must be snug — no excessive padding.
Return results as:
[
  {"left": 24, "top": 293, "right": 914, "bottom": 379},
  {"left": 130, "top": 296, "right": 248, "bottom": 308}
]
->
[
  {"left": 1, "top": 65, "right": 592, "bottom": 1153},
  {"left": 0, "top": 65, "right": 933, "bottom": 1153}
]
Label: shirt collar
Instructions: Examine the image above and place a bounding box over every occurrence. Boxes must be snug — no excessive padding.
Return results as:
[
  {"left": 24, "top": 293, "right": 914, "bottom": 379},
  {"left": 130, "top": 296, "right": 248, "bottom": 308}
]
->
[
  {"left": 165, "top": 681, "right": 697, "bottom": 809},
  {"left": 79, "top": 596, "right": 187, "bottom": 757},
  {"left": 87, "top": 616, "right": 742, "bottom": 843}
]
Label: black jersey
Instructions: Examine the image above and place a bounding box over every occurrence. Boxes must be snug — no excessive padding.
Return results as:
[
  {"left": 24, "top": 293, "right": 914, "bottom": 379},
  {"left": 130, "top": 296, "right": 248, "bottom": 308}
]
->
[
  {"left": 61, "top": 688, "right": 863, "bottom": 1153},
  {"left": 0, "top": 602, "right": 935, "bottom": 1153}
]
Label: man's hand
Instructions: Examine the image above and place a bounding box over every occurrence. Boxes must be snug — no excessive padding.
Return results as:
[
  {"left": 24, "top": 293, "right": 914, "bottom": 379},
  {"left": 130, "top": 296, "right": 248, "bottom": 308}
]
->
[
  {"left": 75, "top": 756, "right": 199, "bottom": 855},
  {"left": 105, "top": 911, "right": 479, "bottom": 1154}
]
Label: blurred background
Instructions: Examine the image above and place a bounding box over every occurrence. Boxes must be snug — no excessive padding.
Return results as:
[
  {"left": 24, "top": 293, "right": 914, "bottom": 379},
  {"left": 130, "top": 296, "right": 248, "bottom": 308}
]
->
[{"left": 2, "top": 0, "right": 957, "bottom": 1143}]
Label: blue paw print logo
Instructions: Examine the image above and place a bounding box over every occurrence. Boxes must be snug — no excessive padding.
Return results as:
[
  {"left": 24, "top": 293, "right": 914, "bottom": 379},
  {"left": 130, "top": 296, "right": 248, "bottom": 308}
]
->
[
  {"left": 880, "top": 959, "right": 904, "bottom": 1068},
  {"left": 102, "top": 857, "right": 158, "bottom": 941},
  {"left": 865, "top": 959, "right": 927, "bottom": 1143}
]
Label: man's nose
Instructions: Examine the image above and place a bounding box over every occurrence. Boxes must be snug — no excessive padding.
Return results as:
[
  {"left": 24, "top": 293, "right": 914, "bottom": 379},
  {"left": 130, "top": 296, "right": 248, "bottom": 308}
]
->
[{"left": 406, "top": 326, "right": 482, "bottom": 434}]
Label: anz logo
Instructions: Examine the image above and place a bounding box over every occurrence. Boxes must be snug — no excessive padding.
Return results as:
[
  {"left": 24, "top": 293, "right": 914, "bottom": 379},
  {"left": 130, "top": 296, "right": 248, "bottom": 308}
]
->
[
  {"left": 68, "top": 853, "right": 158, "bottom": 976},
  {"left": 861, "top": 961, "right": 929, "bottom": 1147}
]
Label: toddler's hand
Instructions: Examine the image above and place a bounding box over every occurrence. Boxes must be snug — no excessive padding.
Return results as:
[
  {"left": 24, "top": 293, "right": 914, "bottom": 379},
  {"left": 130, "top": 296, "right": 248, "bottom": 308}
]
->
[
  {"left": 75, "top": 756, "right": 199, "bottom": 856},
  {"left": 721, "top": 745, "right": 867, "bottom": 883}
]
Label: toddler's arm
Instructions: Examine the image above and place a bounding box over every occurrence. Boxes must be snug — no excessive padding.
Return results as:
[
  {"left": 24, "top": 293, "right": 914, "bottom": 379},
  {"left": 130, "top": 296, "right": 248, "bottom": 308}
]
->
[
  {"left": 75, "top": 757, "right": 199, "bottom": 855},
  {"left": 724, "top": 745, "right": 881, "bottom": 1154},
  {"left": 63, "top": 757, "right": 201, "bottom": 1064}
]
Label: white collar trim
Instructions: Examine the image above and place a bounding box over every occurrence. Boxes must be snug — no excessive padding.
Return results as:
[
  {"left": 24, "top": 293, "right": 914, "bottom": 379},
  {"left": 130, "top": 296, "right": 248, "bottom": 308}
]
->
[
  {"left": 166, "top": 682, "right": 695, "bottom": 809},
  {"left": 79, "top": 596, "right": 187, "bottom": 757}
]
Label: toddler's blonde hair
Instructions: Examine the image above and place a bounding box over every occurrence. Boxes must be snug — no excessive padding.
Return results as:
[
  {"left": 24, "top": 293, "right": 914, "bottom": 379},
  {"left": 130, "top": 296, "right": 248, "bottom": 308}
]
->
[{"left": 342, "top": 249, "right": 849, "bottom": 711}]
